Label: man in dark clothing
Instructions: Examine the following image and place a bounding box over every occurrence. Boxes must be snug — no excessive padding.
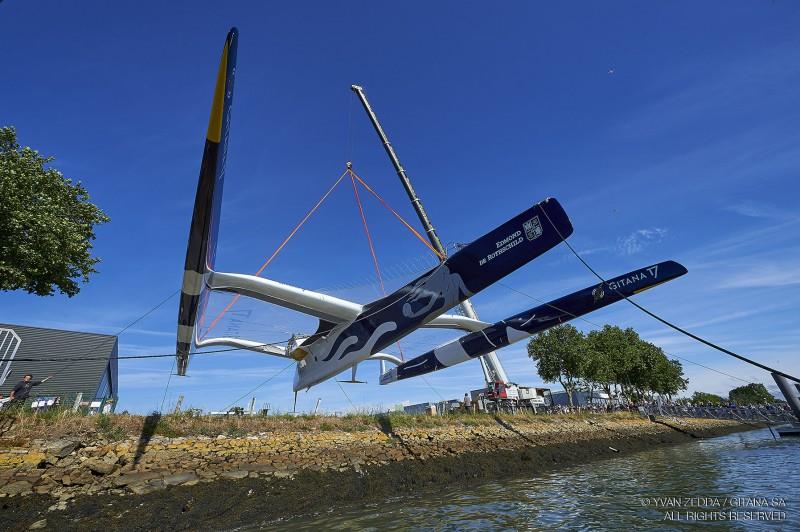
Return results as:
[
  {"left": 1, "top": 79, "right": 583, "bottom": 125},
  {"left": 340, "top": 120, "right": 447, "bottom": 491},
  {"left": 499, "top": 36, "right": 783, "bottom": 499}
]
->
[{"left": 9, "top": 374, "right": 52, "bottom": 403}]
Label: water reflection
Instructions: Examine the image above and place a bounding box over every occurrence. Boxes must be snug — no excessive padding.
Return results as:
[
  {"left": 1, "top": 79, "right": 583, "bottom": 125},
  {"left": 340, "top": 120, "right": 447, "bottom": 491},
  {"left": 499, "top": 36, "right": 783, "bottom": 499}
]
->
[{"left": 264, "top": 429, "right": 799, "bottom": 531}]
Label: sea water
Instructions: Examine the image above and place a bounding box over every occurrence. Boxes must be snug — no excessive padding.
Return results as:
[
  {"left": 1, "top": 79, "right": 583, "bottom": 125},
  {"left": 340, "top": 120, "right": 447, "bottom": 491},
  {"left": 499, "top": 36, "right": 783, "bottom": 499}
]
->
[{"left": 271, "top": 428, "right": 799, "bottom": 530}]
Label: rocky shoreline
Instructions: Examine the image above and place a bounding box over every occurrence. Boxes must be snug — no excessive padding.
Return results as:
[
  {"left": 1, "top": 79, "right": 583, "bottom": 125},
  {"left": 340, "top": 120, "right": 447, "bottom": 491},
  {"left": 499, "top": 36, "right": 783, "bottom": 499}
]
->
[{"left": 0, "top": 414, "right": 752, "bottom": 530}]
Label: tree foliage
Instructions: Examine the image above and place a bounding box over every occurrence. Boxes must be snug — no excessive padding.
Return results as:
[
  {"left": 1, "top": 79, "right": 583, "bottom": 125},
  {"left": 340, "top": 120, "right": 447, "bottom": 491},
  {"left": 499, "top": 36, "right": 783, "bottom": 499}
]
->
[
  {"left": 527, "top": 324, "right": 586, "bottom": 406},
  {"left": 691, "top": 391, "right": 726, "bottom": 405},
  {"left": 0, "top": 126, "right": 109, "bottom": 296},
  {"left": 528, "top": 323, "right": 687, "bottom": 404},
  {"left": 728, "top": 383, "right": 775, "bottom": 405},
  {"left": 585, "top": 325, "right": 637, "bottom": 397}
]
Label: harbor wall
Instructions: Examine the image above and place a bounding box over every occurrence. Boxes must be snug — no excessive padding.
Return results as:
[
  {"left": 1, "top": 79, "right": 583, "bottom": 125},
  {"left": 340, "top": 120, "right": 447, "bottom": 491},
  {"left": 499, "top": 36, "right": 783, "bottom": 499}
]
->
[{"left": 0, "top": 414, "right": 751, "bottom": 529}]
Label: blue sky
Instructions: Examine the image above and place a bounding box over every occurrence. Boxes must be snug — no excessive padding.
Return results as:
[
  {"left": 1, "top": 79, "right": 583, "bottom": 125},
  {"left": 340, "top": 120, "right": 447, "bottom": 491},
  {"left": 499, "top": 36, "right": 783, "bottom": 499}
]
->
[{"left": 1, "top": 2, "right": 799, "bottom": 413}]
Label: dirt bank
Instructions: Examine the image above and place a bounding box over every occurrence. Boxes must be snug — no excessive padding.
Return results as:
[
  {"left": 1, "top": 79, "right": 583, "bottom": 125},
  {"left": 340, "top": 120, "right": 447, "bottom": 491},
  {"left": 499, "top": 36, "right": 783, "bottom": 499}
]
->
[{"left": 0, "top": 414, "right": 752, "bottom": 530}]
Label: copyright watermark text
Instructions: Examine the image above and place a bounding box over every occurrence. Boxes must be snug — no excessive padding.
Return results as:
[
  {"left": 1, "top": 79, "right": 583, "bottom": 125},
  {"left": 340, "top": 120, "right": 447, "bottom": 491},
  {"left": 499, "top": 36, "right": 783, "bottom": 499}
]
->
[{"left": 640, "top": 496, "right": 788, "bottom": 522}]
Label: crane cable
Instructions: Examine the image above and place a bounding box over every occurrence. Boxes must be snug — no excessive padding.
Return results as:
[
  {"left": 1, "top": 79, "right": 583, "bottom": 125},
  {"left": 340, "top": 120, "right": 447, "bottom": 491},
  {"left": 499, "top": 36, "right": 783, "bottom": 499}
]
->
[
  {"left": 496, "top": 282, "right": 751, "bottom": 385},
  {"left": 537, "top": 207, "right": 800, "bottom": 385}
]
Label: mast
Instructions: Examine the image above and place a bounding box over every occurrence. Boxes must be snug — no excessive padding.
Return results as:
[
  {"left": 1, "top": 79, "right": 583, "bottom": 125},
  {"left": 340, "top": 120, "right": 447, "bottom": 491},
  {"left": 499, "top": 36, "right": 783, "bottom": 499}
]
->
[{"left": 350, "top": 85, "right": 509, "bottom": 385}]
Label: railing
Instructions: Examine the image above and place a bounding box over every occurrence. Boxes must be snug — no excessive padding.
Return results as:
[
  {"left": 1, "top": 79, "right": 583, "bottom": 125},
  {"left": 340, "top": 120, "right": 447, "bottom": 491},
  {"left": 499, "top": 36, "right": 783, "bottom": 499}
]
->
[
  {"left": 639, "top": 404, "right": 798, "bottom": 425},
  {"left": 1, "top": 392, "right": 118, "bottom": 415}
]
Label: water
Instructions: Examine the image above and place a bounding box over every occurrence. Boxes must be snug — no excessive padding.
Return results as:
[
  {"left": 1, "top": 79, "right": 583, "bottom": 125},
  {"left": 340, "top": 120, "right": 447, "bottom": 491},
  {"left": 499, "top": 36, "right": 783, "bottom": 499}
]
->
[{"left": 270, "top": 429, "right": 799, "bottom": 530}]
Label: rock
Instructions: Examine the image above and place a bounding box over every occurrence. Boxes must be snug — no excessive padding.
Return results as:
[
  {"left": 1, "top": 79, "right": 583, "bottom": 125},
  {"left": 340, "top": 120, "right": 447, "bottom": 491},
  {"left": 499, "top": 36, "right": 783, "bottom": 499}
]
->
[
  {"left": 85, "top": 458, "right": 116, "bottom": 475},
  {"left": 1, "top": 480, "right": 32, "bottom": 496},
  {"left": 241, "top": 463, "right": 276, "bottom": 473},
  {"left": 114, "top": 471, "right": 161, "bottom": 487},
  {"left": 48, "top": 501, "right": 68, "bottom": 512},
  {"left": 14, "top": 470, "right": 44, "bottom": 483},
  {"left": 28, "top": 519, "right": 47, "bottom": 530},
  {"left": 22, "top": 452, "right": 46, "bottom": 465},
  {"left": 220, "top": 470, "right": 248, "bottom": 479},
  {"left": 129, "top": 479, "right": 164, "bottom": 495},
  {"left": 46, "top": 440, "right": 79, "bottom": 459},
  {"left": 56, "top": 456, "right": 77, "bottom": 468},
  {"left": 196, "top": 469, "right": 217, "bottom": 479},
  {"left": 102, "top": 451, "right": 119, "bottom": 465},
  {"left": 163, "top": 472, "right": 198, "bottom": 486},
  {"left": 128, "top": 482, "right": 150, "bottom": 495}
]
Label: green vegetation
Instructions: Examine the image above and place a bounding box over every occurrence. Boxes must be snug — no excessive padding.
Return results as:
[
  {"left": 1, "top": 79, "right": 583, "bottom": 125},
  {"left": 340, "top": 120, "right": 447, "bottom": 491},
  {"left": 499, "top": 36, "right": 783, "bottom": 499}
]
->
[
  {"left": 690, "top": 391, "right": 726, "bottom": 405},
  {"left": 95, "top": 414, "right": 126, "bottom": 441},
  {"left": 0, "top": 407, "right": 642, "bottom": 443},
  {"left": 528, "top": 324, "right": 688, "bottom": 405},
  {"left": 526, "top": 324, "right": 586, "bottom": 406},
  {"left": 728, "top": 383, "right": 775, "bottom": 405},
  {"left": 0, "top": 126, "right": 109, "bottom": 296}
]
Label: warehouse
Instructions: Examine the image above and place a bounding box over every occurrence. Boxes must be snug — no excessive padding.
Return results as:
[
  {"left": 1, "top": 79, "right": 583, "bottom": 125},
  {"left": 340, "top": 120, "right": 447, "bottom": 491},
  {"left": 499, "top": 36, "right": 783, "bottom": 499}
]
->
[{"left": 0, "top": 323, "right": 118, "bottom": 411}]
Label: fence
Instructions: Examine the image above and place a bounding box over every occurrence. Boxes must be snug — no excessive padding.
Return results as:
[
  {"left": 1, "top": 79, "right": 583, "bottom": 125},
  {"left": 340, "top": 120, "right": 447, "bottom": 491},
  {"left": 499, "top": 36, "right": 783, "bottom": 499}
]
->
[
  {"left": 1, "top": 391, "right": 118, "bottom": 415},
  {"left": 638, "top": 403, "right": 798, "bottom": 425}
]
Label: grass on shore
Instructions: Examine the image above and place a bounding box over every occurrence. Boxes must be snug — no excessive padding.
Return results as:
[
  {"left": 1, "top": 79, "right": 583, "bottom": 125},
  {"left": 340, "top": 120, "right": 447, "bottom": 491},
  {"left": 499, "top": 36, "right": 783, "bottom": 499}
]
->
[{"left": 0, "top": 407, "right": 642, "bottom": 445}]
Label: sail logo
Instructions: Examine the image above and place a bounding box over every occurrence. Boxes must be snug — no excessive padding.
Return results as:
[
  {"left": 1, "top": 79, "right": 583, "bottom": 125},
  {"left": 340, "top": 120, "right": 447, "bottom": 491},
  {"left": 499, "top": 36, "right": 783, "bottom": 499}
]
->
[
  {"left": 607, "top": 271, "right": 651, "bottom": 291},
  {"left": 523, "top": 216, "right": 543, "bottom": 241},
  {"left": 592, "top": 284, "right": 605, "bottom": 302}
]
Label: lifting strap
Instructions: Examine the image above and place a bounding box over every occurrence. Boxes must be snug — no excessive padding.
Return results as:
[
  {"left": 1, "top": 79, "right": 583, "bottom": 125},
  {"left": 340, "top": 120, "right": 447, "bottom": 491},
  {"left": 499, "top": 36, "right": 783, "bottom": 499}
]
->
[{"left": 201, "top": 169, "right": 349, "bottom": 339}]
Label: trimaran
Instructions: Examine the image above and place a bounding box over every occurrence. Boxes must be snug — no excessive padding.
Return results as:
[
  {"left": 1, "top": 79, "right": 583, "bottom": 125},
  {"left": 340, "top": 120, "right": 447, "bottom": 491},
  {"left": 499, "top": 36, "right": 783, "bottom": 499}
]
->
[{"left": 176, "top": 28, "right": 688, "bottom": 392}]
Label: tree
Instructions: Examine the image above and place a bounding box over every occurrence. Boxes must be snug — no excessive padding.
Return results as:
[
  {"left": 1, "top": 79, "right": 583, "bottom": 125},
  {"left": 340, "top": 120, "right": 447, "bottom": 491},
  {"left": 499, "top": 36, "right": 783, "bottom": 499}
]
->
[
  {"left": 691, "top": 391, "right": 726, "bottom": 405},
  {"left": 586, "top": 325, "right": 639, "bottom": 401},
  {"left": 655, "top": 358, "right": 688, "bottom": 399},
  {"left": 0, "top": 126, "right": 109, "bottom": 296},
  {"left": 728, "top": 383, "right": 775, "bottom": 405},
  {"left": 527, "top": 324, "right": 586, "bottom": 406}
]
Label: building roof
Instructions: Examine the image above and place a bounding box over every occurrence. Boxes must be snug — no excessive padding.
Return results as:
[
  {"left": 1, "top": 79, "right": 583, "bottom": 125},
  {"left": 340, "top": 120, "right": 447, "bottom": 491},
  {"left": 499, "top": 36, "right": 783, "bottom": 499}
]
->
[{"left": 0, "top": 323, "right": 118, "bottom": 401}]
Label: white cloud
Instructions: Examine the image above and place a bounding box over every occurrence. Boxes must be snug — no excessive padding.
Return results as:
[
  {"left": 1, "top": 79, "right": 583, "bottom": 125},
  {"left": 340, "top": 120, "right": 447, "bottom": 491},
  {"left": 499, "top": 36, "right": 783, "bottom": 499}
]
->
[
  {"left": 716, "top": 264, "right": 800, "bottom": 289},
  {"left": 617, "top": 228, "right": 668, "bottom": 255},
  {"left": 725, "top": 201, "right": 797, "bottom": 222}
]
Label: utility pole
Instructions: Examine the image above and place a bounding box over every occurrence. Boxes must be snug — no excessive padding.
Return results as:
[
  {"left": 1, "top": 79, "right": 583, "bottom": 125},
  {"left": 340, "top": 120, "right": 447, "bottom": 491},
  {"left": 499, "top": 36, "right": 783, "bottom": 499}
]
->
[{"left": 351, "top": 85, "right": 509, "bottom": 385}]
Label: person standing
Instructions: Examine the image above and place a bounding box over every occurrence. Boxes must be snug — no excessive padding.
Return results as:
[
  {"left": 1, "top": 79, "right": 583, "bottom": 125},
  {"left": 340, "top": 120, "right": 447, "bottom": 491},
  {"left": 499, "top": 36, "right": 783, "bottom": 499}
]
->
[{"left": 8, "top": 374, "right": 52, "bottom": 405}]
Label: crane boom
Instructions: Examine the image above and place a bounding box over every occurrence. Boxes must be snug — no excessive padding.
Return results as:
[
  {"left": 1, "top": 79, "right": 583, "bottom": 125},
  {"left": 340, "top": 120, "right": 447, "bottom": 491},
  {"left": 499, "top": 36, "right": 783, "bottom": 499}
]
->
[{"left": 351, "top": 84, "right": 509, "bottom": 385}]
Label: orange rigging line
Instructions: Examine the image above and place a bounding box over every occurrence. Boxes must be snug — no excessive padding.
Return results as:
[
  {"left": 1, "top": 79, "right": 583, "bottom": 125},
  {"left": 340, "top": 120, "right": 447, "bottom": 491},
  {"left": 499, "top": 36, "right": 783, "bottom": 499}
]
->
[
  {"left": 201, "top": 169, "right": 350, "bottom": 339},
  {"left": 349, "top": 170, "right": 386, "bottom": 296},
  {"left": 200, "top": 165, "right": 442, "bottom": 359},
  {"left": 348, "top": 168, "right": 446, "bottom": 261},
  {"left": 347, "top": 167, "right": 407, "bottom": 361}
]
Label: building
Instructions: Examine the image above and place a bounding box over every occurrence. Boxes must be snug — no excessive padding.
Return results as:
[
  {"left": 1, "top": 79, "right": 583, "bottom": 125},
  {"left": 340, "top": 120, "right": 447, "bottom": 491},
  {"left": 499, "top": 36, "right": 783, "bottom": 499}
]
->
[
  {"left": 0, "top": 323, "right": 118, "bottom": 410},
  {"left": 550, "top": 389, "right": 612, "bottom": 407}
]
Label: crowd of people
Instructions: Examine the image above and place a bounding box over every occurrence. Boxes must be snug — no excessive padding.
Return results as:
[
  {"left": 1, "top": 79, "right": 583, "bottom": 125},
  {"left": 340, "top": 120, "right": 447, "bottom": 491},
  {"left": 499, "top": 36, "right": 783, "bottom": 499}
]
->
[{"left": 452, "top": 392, "right": 796, "bottom": 421}]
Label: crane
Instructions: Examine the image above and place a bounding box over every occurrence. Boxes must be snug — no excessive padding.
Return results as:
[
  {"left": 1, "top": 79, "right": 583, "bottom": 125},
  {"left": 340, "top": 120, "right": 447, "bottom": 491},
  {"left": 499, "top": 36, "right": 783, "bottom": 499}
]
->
[{"left": 351, "top": 85, "right": 545, "bottom": 411}]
